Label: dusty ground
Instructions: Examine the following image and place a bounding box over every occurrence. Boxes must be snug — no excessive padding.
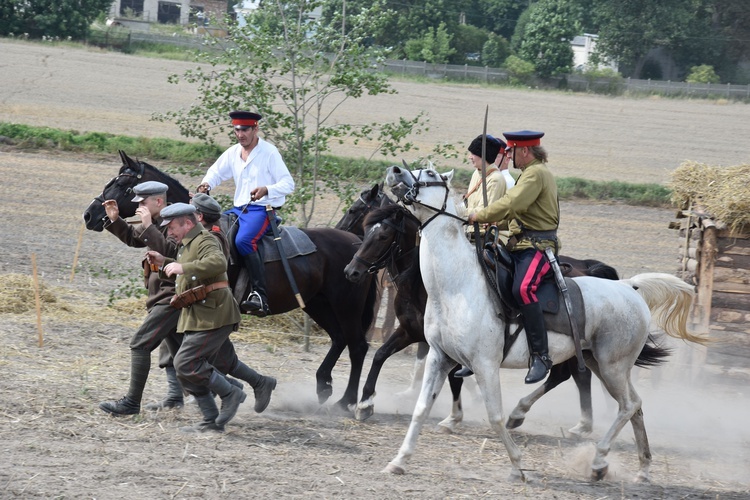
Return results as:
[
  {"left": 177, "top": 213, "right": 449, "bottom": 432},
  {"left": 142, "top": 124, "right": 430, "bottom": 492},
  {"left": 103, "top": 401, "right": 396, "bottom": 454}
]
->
[{"left": 1, "top": 40, "right": 749, "bottom": 499}]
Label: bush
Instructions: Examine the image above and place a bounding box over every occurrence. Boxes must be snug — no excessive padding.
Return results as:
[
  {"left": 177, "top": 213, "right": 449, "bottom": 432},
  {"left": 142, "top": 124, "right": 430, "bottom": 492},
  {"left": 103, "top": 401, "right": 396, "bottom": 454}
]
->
[
  {"left": 481, "top": 33, "right": 510, "bottom": 68},
  {"left": 686, "top": 65, "right": 720, "bottom": 84},
  {"left": 503, "top": 55, "right": 535, "bottom": 85}
]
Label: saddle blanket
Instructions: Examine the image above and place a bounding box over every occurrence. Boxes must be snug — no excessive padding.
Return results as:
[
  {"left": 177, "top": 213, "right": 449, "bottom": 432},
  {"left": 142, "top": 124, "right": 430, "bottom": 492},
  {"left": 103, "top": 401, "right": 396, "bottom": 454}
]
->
[{"left": 259, "top": 226, "right": 317, "bottom": 263}]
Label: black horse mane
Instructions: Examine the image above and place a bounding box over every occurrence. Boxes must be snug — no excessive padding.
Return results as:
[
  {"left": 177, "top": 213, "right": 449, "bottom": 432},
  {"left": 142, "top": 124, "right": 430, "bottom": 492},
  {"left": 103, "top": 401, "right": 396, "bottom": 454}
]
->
[{"left": 135, "top": 160, "right": 191, "bottom": 202}]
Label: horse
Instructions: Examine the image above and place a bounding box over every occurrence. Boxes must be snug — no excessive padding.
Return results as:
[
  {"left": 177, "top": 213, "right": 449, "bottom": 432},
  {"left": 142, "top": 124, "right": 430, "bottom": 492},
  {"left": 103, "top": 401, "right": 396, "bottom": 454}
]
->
[
  {"left": 82, "top": 150, "right": 378, "bottom": 411},
  {"left": 381, "top": 164, "right": 707, "bottom": 482},
  {"left": 340, "top": 185, "right": 621, "bottom": 437}
]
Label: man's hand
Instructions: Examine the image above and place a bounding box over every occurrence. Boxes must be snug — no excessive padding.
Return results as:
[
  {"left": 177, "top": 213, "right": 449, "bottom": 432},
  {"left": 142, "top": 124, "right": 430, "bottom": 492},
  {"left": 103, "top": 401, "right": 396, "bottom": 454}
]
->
[
  {"left": 102, "top": 199, "right": 119, "bottom": 222},
  {"left": 197, "top": 183, "right": 211, "bottom": 194},
  {"left": 250, "top": 186, "right": 268, "bottom": 201},
  {"left": 145, "top": 250, "right": 165, "bottom": 269},
  {"left": 467, "top": 212, "right": 478, "bottom": 224},
  {"left": 136, "top": 206, "right": 153, "bottom": 228},
  {"left": 163, "top": 262, "right": 184, "bottom": 277}
]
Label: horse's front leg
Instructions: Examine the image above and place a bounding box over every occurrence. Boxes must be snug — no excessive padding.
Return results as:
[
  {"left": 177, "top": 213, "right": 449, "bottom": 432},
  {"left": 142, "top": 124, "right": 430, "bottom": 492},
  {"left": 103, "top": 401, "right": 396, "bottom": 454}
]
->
[
  {"left": 507, "top": 360, "right": 574, "bottom": 430},
  {"left": 396, "top": 342, "right": 429, "bottom": 398},
  {"left": 436, "top": 364, "right": 463, "bottom": 434},
  {"left": 383, "top": 347, "right": 453, "bottom": 475},
  {"left": 569, "top": 362, "right": 594, "bottom": 437},
  {"left": 356, "top": 326, "right": 417, "bottom": 421},
  {"left": 316, "top": 339, "right": 347, "bottom": 405},
  {"left": 475, "top": 365, "right": 525, "bottom": 482},
  {"left": 339, "top": 334, "right": 369, "bottom": 411}
]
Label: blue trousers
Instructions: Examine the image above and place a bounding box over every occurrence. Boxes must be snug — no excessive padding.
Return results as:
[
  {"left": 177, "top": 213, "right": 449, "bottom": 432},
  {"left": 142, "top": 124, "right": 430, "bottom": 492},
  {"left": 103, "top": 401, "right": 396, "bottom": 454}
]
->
[{"left": 228, "top": 205, "right": 271, "bottom": 256}]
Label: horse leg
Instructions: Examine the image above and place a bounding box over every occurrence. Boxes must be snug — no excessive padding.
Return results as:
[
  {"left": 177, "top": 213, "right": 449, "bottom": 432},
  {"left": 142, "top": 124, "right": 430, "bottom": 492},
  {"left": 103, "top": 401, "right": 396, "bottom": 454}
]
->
[
  {"left": 436, "top": 364, "right": 464, "bottom": 434},
  {"left": 340, "top": 333, "right": 369, "bottom": 411},
  {"left": 588, "top": 357, "right": 646, "bottom": 482},
  {"left": 315, "top": 339, "right": 347, "bottom": 405},
  {"left": 356, "top": 325, "right": 417, "bottom": 421},
  {"left": 396, "top": 342, "right": 429, "bottom": 398},
  {"left": 568, "top": 361, "right": 594, "bottom": 437},
  {"left": 507, "top": 360, "right": 573, "bottom": 430},
  {"left": 475, "top": 365, "right": 525, "bottom": 482},
  {"left": 383, "top": 348, "right": 453, "bottom": 475}
]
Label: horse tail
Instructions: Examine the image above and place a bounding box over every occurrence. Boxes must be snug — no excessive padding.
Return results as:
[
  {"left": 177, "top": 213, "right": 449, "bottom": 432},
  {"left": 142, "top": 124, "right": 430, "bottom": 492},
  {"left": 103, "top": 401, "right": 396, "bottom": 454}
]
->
[
  {"left": 623, "top": 273, "right": 710, "bottom": 346},
  {"left": 586, "top": 262, "right": 619, "bottom": 281},
  {"left": 634, "top": 336, "right": 671, "bottom": 367},
  {"left": 361, "top": 275, "right": 379, "bottom": 334}
]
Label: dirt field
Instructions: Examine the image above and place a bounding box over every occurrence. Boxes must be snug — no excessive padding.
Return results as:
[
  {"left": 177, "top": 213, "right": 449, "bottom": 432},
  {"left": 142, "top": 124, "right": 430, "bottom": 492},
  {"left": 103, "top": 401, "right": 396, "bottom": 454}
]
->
[{"left": 1, "top": 40, "right": 749, "bottom": 499}]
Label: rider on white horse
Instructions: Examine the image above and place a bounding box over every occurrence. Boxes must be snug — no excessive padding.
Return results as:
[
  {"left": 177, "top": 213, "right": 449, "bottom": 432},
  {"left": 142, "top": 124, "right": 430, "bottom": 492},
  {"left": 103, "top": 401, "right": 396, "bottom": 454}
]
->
[{"left": 466, "top": 130, "right": 559, "bottom": 384}]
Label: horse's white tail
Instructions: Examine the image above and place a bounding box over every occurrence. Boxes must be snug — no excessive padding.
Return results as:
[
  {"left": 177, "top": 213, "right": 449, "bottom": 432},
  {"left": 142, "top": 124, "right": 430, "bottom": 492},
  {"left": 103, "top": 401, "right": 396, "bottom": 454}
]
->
[{"left": 623, "top": 273, "right": 710, "bottom": 345}]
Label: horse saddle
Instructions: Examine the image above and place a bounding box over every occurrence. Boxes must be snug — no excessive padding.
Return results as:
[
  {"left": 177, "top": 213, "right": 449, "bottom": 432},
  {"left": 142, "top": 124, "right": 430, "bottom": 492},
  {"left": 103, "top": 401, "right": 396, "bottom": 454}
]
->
[
  {"left": 482, "top": 246, "right": 586, "bottom": 341},
  {"left": 219, "top": 212, "right": 317, "bottom": 267}
]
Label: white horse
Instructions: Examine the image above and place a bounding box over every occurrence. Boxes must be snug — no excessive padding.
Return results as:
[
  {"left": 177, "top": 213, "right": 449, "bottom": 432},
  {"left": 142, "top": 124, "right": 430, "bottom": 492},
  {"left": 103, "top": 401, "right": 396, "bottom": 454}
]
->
[{"left": 382, "top": 165, "right": 706, "bottom": 482}]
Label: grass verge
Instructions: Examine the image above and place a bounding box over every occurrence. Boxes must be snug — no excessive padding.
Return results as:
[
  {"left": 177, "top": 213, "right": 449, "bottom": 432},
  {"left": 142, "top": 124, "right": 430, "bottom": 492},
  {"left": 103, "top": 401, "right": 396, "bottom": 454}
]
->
[{"left": 0, "top": 122, "right": 672, "bottom": 207}]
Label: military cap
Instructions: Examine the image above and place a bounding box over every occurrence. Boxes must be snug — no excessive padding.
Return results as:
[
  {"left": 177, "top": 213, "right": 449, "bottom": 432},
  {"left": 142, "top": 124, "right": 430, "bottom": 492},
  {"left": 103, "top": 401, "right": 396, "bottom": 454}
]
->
[
  {"left": 503, "top": 130, "right": 544, "bottom": 148},
  {"left": 191, "top": 193, "right": 222, "bottom": 217},
  {"left": 468, "top": 134, "right": 506, "bottom": 164},
  {"left": 159, "top": 202, "right": 197, "bottom": 226},
  {"left": 131, "top": 181, "right": 168, "bottom": 202},
  {"left": 230, "top": 110, "right": 262, "bottom": 129}
]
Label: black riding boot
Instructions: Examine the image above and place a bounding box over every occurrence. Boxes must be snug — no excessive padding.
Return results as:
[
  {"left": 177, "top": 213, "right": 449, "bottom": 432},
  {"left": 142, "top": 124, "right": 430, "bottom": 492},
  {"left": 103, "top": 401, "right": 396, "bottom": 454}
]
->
[
  {"left": 240, "top": 252, "right": 270, "bottom": 317},
  {"left": 145, "top": 366, "right": 185, "bottom": 411},
  {"left": 208, "top": 370, "right": 247, "bottom": 426},
  {"left": 230, "top": 361, "right": 277, "bottom": 413},
  {"left": 520, "top": 302, "right": 553, "bottom": 384},
  {"left": 99, "top": 349, "right": 150, "bottom": 415},
  {"left": 179, "top": 393, "right": 224, "bottom": 433}
]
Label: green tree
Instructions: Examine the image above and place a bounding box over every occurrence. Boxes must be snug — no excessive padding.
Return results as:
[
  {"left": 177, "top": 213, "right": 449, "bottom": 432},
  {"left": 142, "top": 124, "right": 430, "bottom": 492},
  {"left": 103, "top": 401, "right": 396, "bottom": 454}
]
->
[
  {"left": 154, "top": 0, "right": 431, "bottom": 227},
  {"left": 518, "top": 0, "right": 582, "bottom": 79},
  {"left": 450, "top": 23, "right": 489, "bottom": 64},
  {"left": 0, "top": 0, "right": 112, "bottom": 39},
  {"left": 404, "top": 22, "right": 456, "bottom": 64},
  {"left": 504, "top": 54, "right": 536, "bottom": 85},
  {"left": 482, "top": 32, "right": 510, "bottom": 67},
  {"left": 686, "top": 64, "right": 721, "bottom": 84},
  {"left": 591, "top": 0, "right": 700, "bottom": 78}
]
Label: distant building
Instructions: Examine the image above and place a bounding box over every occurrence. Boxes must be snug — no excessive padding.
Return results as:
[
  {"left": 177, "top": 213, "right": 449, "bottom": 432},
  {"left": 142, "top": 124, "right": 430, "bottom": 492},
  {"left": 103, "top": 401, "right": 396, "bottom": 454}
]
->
[
  {"left": 571, "top": 33, "right": 618, "bottom": 72},
  {"left": 110, "top": 0, "right": 228, "bottom": 27}
]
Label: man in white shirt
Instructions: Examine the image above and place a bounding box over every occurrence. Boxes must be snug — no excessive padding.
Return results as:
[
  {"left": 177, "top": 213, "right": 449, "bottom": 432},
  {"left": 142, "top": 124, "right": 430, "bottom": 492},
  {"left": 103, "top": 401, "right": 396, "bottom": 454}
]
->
[{"left": 197, "top": 111, "right": 295, "bottom": 317}]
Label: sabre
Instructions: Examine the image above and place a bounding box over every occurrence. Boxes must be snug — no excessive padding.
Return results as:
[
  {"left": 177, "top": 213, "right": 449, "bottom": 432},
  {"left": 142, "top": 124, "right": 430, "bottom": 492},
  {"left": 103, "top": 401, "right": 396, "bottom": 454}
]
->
[
  {"left": 266, "top": 205, "right": 305, "bottom": 309},
  {"left": 544, "top": 247, "right": 586, "bottom": 372}
]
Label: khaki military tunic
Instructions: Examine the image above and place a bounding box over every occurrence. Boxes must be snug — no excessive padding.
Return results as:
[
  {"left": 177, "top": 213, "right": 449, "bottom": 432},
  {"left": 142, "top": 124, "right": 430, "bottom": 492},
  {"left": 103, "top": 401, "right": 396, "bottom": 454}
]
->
[
  {"left": 162, "top": 225, "right": 241, "bottom": 334},
  {"left": 473, "top": 159, "right": 560, "bottom": 252}
]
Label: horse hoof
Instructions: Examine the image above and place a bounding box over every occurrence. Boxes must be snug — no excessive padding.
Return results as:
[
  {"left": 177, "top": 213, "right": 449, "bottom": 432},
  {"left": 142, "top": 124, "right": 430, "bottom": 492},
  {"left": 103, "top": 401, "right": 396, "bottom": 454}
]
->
[
  {"left": 568, "top": 423, "right": 592, "bottom": 437},
  {"left": 355, "top": 405, "right": 374, "bottom": 421},
  {"left": 435, "top": 423, "right": 454, "bottom": 434},
  {"left": 591, "top": 465, "right": 608, "bottom": 481},
  {"left": 509, "top": 469, "right": 527, "bottom": 483},
  {"left": 634, "top": 472, "right": 650, "bottom": 484},
  {"left": 382, "top": 463, "right": 405, "bottom": 475},
  {"left": 506, "top": 417, "right": 524, "bottom": 429},
  {"left": 317, "top": 388, "right": 333, "bottom": 405}
]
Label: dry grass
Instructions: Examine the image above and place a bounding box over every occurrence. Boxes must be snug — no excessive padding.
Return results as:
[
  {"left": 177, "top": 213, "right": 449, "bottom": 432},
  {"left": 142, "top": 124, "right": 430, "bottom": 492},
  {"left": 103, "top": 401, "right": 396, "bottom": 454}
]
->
[{"left": 670, "top": 161, "right": 750, "bottom": 233}]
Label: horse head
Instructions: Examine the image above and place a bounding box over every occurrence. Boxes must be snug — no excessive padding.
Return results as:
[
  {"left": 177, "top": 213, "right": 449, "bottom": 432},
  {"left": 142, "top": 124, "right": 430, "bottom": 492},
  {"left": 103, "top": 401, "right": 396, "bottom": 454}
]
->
[
  {"left": 82, "top": 150, "right": 190, "bottom": 232},
  {"left": 334, "top": 182, "right": 391, "bottom": 236},
  {"left": 343, "top": 204, "right": 416, "bottom": 284},
  {"left": 385, "top": 165, "right": 454, "bottom": 220}
]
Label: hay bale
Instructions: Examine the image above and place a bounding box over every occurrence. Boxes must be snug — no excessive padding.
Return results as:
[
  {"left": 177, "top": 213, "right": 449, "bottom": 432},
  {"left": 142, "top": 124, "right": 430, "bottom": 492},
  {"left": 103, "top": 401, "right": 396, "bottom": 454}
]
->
[
  {"left": 671, "top": 162, "right": 750, "bottom": 234},
  {"left": 0, "top": 273, "right": 58, "bottom": 314}
]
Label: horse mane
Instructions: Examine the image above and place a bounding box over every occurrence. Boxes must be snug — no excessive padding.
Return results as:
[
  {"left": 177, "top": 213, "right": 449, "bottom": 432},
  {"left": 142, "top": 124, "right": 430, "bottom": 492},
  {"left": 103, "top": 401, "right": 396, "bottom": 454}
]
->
[
  {"left": 363, "top": 203, "right": 404, "bottom": 227},
  {"left": 139, "top": 161, "right": 190, "bottom": 203}
]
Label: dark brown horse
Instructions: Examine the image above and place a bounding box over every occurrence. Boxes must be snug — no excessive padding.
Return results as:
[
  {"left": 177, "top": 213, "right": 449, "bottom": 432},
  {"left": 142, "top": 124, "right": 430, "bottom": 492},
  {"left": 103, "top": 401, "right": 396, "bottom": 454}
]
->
[
  {"left": 343, "top": 201, "right": 623, "bottom": 434},
  {"left": 83, "top": 151, "right": 378, "bottom": 411}
]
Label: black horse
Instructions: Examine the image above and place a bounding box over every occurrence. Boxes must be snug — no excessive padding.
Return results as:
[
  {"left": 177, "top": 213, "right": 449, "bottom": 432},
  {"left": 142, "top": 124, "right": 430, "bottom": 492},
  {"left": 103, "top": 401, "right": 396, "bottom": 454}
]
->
[
  {"left": 83, "top": 151, "right": 378, "bottom": 411},
  {"left": 342, "top": 195, "right": 620, "bottom": 434}
]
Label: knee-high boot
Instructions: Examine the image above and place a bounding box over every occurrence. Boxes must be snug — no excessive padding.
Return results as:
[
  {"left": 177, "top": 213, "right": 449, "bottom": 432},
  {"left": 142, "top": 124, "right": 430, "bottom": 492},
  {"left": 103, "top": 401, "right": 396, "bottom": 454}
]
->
[
  {"left": 99, "top": 349, "right": 150, "bottom": 415},
  {"left": 231, "top": 361, "right": 277, "bottom": 413},
  {"left": 240, "top": 252, "right": 270, "bottom": 317},
  {"left": 145, "top": 366, "right": 185, "bottom": 411},
  {"left": 520, "top": 302, "right": 553, "bottom": 384},
  {"left": 180, "top": 393, "right": 224, "bottom": 433}
]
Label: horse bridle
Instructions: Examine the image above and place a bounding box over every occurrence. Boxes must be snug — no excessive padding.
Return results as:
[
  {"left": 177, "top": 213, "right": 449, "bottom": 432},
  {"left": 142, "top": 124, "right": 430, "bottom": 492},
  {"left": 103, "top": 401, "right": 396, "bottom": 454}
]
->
[
  {"left": 400, "top": 168, "right": 467, "bottom": 230},
  {"left": 339, "top": 190, "right": 386, "bottom": 234},
  {"left": 92, "top": 161, "right": 146, "bottom": 223}
]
